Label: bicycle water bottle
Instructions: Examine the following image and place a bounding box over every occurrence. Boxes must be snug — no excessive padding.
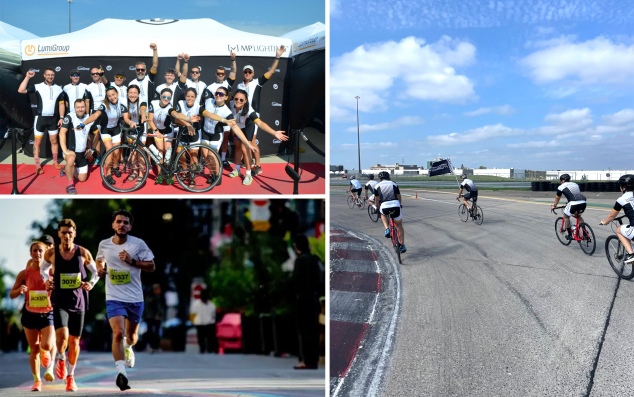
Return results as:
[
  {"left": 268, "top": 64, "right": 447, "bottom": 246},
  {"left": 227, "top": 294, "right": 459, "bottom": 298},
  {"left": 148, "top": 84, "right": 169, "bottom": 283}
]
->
[
  {"left": 164, "top": 147, "right": 173, "bottom": 165},
  {"left": 148, "top": 144, "right": 163, "bottom": 162},
  {"left": 571, "top": 225, "right": 576, "bottom": 236}
]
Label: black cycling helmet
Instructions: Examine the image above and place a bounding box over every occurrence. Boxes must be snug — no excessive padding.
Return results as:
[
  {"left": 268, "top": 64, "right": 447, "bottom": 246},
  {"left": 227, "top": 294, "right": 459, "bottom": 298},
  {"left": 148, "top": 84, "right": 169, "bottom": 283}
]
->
[
  {"left": 368, "top": 174, "right": 374, "bottom": 180},
  {"left": 559, "top": 174, "right": 571, "bottom": 182},
  {"left": 378, "top": 171, "right": 390, "bottom": 180},
  {"left": 619, "top": 174, "right": 634, "bottom": 191},
  {"left": 460, "top": 174, "right": 467, "bottom": 179}
]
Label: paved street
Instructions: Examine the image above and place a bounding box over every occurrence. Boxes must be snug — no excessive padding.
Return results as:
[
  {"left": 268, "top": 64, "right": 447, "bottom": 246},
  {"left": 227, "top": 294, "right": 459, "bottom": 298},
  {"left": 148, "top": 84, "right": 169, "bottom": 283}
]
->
[{"left": 0, "top": 351, "right": 325, "bottom": 396}]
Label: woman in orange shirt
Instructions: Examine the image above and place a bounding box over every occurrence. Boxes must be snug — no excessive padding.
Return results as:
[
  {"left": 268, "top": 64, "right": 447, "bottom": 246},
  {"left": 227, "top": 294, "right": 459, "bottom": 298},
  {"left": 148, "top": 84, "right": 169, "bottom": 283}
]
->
[{"left": 10, "top": 241, "right": 55, "bottom": 391}]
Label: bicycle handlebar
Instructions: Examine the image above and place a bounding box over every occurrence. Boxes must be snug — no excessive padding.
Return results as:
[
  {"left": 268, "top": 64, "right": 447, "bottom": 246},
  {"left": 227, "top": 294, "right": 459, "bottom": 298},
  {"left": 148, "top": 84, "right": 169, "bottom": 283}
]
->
[{"left": 550, "top": 206, "right": 566, "bottom": 214}]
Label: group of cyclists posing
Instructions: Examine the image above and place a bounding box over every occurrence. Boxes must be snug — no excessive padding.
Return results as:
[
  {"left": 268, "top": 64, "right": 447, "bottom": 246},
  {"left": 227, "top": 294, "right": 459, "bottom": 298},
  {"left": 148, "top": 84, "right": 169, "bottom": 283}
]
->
[
  {"left": 9, "top": 210, "right": 155, "bottom": 392},
  {"left": 18, "top": 43, "right": 288, "bottom": 193},
  {"left": 350, "top": 171, "right": 634, "bottom": 264}
]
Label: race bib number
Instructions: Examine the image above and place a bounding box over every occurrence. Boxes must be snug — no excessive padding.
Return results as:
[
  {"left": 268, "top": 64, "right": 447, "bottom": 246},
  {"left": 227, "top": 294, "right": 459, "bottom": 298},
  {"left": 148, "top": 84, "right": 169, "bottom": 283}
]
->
[
  {"left": 60, "top": 273, "right": 81, "bottom": 289},
  {"left": 29, "top": 290, "right": 48, "bottom": 308},
  {"left": 109, "top": 269, "right": 131, "bottom": 285}
]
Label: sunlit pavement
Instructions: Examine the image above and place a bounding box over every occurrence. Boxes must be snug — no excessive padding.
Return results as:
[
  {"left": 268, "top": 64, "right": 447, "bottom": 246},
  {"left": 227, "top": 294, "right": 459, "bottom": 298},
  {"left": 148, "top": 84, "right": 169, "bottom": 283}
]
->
[{"left": 0, "top": 351, "right": 325, "bottom": 396}]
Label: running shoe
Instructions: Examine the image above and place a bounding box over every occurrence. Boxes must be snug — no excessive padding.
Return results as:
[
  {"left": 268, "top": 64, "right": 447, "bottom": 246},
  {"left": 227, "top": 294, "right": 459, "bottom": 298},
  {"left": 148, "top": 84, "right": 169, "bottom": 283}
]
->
[
  {"left": 40, "top": 350, "right": 51, "bottom": 368},
  {"left": 228, "top": 169, "right": 240, "bottom": 178},
  {"left": 400, "top": 245, "right": 407, "bottom": 253},
  {"left": 222, "top": 160, "right": 230, "bottom": 168},
  {"left": 66, "top": 375, "right": 77, "bottom": 392},
  {"left": 53, "top": 162, "right": 63, "bottom": 170},
  {"left": 55, "top": 358, "right": 67, "bottom": 380},
  {"left": 31, "top": 380, "right": 42, "bottom": 391},
  {"left": 116, "top": 373, "right": 131, "bottom": 391},
  {"left": 66, "top": 185, "right": 77, "bottom": 195},
  {"left": 36, "top": 166, "right": 44, "bottom": 175},
  {"left": 625, "top": 253, "right": 634, "bottom": 264},
  {"left": 44, "top": 369, "right": 54, "bottom": 382},
  {"left": 242, "top": 174, "right": 253, "bottom": 186},
  {"left": 124, "top": 346, "right": 135, "bottom": 368},
  {"left": 384, "top": 228, "right": 390, "bottom": 238}
]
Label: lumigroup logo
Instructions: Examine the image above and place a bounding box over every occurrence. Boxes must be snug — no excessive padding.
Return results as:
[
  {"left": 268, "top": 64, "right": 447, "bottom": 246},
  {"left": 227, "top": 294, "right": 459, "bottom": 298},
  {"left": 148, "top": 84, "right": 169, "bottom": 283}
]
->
[{"left": 24, "top": 45, "right": 36, "bottom": 56}]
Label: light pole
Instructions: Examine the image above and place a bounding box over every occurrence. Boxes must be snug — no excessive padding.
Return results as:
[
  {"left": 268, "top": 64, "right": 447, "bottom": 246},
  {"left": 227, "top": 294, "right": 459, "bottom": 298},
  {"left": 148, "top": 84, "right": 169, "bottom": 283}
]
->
[
  {"left": 355, "top": 95, "right": 361, "bottom": 174},
  {"left": 67, "top": 0, "right": 73, "bottom": 33}
]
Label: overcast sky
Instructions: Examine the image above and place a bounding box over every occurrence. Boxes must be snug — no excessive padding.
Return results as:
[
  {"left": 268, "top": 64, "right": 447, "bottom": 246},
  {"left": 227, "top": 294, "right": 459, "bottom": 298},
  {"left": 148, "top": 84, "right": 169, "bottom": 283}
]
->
[{"left": 330, "top": 0, "right": 634, "bottom": 171}]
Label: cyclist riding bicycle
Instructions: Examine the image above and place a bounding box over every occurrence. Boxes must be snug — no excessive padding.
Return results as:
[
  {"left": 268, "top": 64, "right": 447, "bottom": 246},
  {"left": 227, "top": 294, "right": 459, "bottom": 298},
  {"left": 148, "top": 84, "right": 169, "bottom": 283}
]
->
[
  {"left": 457, "top": 174, "right": 478, "bottom": 216},
  {"left": 365, "top": 174, "right": 379, "bottom": 210},
  {"left": 550, "top": 174, "right": 586, "bottom": 240},
  {"left": 600, "top": 174, "right": 634, "bottom": 264},
  {"left": 375, "top": 171, "right": 406, "bottom": 253},
  {"left": 348, "top": 175, "right": 362, "bottom": 199}
]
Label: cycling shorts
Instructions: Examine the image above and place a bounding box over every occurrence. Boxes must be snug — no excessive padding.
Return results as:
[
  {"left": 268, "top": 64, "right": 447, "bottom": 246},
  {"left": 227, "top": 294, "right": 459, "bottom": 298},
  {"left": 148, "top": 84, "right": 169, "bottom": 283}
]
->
[
  {"left": 380, "top": 202, "right": 402, "bottom": 221},
  {"left": 564, "top": 201, "right": 586, "bottom": 217}
]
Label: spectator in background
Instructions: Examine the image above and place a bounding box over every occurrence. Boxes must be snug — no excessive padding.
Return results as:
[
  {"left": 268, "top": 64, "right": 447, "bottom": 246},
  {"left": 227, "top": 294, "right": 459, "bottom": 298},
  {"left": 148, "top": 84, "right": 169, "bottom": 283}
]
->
[
  {"left": 189, "top": 289, "right": 216, "bottom": 354},
  {"left": 292, "top": 234, "right": 322, "bottom": 370},
  {"left": 143, "top": 284, "right": 165, "bottom": 353}
]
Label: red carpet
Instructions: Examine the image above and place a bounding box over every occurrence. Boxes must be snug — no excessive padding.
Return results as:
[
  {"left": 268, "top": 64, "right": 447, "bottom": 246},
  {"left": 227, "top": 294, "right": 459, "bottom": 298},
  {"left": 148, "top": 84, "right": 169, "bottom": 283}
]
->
[{"left": 0, "top": 163, "right": 324, "bottom": 195}]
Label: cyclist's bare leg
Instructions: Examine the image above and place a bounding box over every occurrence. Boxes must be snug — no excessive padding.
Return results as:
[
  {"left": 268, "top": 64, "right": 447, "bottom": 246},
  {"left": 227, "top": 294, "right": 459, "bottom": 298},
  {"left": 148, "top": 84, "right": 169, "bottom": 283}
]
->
[
  {"left": 461, "top": 197, "right": 470, "bottom": 210},
  {"left": 394, "top": 219, "right": 405, "bottom": 245},
  {"left": 380, "top": 214, "right": 389, "bottom": 230},
  {"left": 616, "top": 227, "right": 634, "bottom": 255}
]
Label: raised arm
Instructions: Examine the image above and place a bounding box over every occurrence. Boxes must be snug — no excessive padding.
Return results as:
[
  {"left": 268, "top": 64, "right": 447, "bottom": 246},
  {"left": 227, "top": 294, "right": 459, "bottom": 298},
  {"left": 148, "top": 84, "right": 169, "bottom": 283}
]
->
[
  {"left": 149, "top": 43, "right": 159, "bottom": 75},
  {"left": 18, "top": 70, "right": 35, "bottom": 94},
  {"left": 228, "top": 51, "right": 237, "bottom": 81},
  {"left": 180, "top": 54, "right": 189, "bottom": 84},
  {"left": 264, "top": 45, "right": 286, "bottom": 79}
]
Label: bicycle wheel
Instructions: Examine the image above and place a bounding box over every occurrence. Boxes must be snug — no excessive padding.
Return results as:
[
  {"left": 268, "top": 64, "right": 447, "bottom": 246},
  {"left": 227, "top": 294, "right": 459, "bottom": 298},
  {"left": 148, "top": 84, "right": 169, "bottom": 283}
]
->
[
  {"left": 605, "top": 235, "right": 634, "bottom": 279},
  {"left": 99, "top": 145, "right": 149, "bottom": 193},
  {"left": 347, "top": 196, "right": 355, "bottom": 209},
  {"left": 357, "top": 198, "right": 366, "bottom": 210},
  {"left": 368, "top": 205, "right": 380, "bottom": 222},
  {"left": 174, "top": 144, "right": 222, "bottom": 192},
  {"left": 554, "top": 217, "right": 572, "bottom": 246},
  {"left": 577, "top": 222, "right": 596, "bottom": 255},
  {"left": 390, "top": 223, "right": 402, "bottom": 264},
  {"left": 473, "top": 206, "right": 484, "bottom": 225},
  {"left": 458, "top": 204, "right": 469, "bottom": 222}
]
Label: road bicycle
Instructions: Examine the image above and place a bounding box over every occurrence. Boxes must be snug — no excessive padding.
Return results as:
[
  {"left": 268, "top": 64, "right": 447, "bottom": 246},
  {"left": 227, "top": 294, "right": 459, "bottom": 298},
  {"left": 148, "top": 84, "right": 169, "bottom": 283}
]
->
[
  {"left": 386, "top": 207, "right": 403, "bottom": 264},
  {"left": 552, "top": 206, "right": 596, "bottom": 255},
  {"left": 367, "top": 200, "right": 380, "bottom": 222},
  {"left": 457, "top": 195, "right": 483, "bottom": 225},
  {"left": 347, "top": 191, "right": 365, "bottom": 209},
  {"left": 604, "top": 215, "right": 634, "bottom": 279},
  {"left": 99, "top": 127, "right": 222, "bottom": 193}
]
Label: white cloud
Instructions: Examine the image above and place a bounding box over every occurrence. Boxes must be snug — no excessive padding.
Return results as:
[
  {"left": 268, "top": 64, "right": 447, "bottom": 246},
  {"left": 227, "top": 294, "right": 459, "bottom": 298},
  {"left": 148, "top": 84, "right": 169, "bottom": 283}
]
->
[
  {"left": 427, "top": 123, "right": 519, "bottom": 145},
  {"left": 602, "top": 109, "right": 634, "bottom": 126},
  {"left": 520, "top": 36, "right": 634, "bottom": 85},
  {"left": 464, "top": 105, "right": 514, "bottom": 116},
  {"left": 543, "top": 108, "right": 592, "bottom": 126},
  {"left": 330, "top": 0, "right": 340, "bottom": 17},
  {"left": 330, "top": 36, "right": 476, "bottom": 120},
  {"left": 344, "top": 116, "right": 424, "bottom": 132}
]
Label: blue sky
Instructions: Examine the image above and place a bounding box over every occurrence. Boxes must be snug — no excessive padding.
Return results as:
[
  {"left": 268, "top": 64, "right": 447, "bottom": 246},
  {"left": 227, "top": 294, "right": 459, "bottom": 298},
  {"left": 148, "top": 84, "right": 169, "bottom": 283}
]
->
[
  {"left": 0, "top": 0, "right": 323, "bottom": 37},
  {"left": 330, "top": 0, "right": 634, "bottom": 171}
]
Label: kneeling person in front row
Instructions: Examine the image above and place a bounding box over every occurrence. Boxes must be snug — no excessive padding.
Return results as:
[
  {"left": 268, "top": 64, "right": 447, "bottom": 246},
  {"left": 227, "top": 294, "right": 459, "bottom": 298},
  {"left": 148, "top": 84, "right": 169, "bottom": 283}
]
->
[{"left": 59, "top": 99, "right": 98, "bottom": 194}]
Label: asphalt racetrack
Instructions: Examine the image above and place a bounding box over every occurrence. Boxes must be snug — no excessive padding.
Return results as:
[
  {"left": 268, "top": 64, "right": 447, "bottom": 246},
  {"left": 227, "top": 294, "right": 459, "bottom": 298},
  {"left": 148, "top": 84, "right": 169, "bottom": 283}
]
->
[{"left": 330, "top": 187, "right": 634, "bottom": 397}]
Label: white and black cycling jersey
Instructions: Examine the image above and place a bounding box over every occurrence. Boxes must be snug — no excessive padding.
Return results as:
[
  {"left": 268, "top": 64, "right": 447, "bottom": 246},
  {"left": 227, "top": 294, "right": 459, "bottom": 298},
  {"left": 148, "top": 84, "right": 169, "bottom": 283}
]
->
[
  {"left": 186, "top": 79, "right": 207, "bottom": 104},
  {"left": 229, "top": 75, "right": 270, "bottom": 113},
  {"left": 365, "top": 180, "right": 379, "bottom": 194},
  {"left": 174, "top": 100, "right": 202, "bottom": 132},
  {"left": 155, "top": 81, "right": 185, "bottom": 106},
  {"left": 86, "top": 82, "right": 106, "bottom": 113},
  {"left": 461, "top": 178, "right": 477, "bottom": 192},
  {"left": 61, "top": 112, "right": 95, "bottom": 152},
  {"left": 375, "top": 180, "right": 401, "bottom": 207},
  {"left": 27, "top": 82, "right": 64, "bottom": 116},
  {"left": 97, "top": 101, "right": 124, "bottom": 128},
  {"left": 63, "top": 83, "right": 88, "bottom": 111},
  {"left": 148, "top": 100, "right": 175, "bottom": 130},
  {"left": 129, "top": 73, "right": 155, "bottom": 105},
  {"left": 122, "top": 101, "right": 146, "bottom": 125},
  {"left": 614, "top": 191, "right": 634, "bottom": 226},
  {"left": 557, "top": 182, "right": 586, "bottom": 202},
  {"left": 200, "top": 94, "right": 233, "bottom": 141}
]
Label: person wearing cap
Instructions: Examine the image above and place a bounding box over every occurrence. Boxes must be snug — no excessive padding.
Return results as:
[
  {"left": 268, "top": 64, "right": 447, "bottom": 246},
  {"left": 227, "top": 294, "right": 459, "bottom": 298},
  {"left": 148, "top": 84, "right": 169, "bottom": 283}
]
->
[
  {"left": 128, "top": 43, "right": 158, "bottom": 106},
  {"left": 228, "top": 45, "right": 286, "bottom": 176},
  {"left": 106, "top": 71, "right": 128, "bottom": 107},
  {"left": 62, "top": 70, "right": 88, "bottom": 116}
]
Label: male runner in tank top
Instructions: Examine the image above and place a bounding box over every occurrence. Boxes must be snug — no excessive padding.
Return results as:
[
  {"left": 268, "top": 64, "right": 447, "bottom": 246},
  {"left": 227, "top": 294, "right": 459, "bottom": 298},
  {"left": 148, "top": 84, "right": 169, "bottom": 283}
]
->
[
  {"left": 96, "top": 210, "right": 155, "bottom": 391},
  {"left": 41, "top": 218, "right": 99, "bottom": 392}
]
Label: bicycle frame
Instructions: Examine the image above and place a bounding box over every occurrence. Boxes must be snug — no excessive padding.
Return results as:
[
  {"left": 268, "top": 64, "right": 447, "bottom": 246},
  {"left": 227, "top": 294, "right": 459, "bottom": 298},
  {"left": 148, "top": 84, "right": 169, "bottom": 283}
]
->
[{"left": 552, "top": 207, "right": 583, "bottom": 241}]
